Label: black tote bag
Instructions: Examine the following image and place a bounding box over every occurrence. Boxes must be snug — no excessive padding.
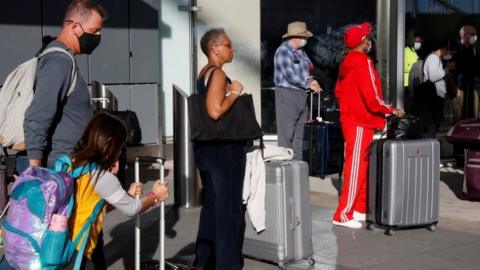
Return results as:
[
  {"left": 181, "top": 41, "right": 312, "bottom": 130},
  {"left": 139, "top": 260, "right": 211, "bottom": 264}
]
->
[
  {"left": 386, "top": 114, "right": 423, "bottom": 140},
  {"left": 188, "top": 92, "right": 263, "bottom": 142}
]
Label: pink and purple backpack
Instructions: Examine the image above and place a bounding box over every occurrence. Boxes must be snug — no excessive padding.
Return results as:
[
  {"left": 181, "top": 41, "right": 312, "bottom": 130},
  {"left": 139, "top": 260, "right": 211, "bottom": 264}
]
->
[{"left": 1, "top": 156, "right": 103, "bottom": 270}]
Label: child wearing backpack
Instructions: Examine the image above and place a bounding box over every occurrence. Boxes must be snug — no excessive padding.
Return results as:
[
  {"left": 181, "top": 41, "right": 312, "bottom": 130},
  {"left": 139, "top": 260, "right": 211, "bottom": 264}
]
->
[{"left": 1, "top": 112, "right": 169, "bottom": 269}]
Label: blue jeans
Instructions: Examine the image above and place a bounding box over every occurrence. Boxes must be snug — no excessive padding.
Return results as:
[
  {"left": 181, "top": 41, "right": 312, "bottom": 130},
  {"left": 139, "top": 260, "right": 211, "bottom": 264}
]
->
[{"left": 193, "top": 142, "right": 247, "bottom": 270}]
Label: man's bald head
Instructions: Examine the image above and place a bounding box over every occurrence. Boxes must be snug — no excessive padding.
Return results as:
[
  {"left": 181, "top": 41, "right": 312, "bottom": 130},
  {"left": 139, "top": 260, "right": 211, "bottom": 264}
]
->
[{"left": 460, "top": 25, "right": 477, "bottom": 46}]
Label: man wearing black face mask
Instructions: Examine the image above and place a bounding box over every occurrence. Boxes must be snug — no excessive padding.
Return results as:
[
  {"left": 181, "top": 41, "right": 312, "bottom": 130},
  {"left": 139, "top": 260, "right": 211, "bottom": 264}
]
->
[{"left": 23, "top": 0, "right": 107, "bottom": 169}]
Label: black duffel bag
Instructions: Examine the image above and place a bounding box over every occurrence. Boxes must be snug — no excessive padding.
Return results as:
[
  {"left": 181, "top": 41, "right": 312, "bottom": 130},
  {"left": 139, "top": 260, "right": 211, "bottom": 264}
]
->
[
  {"left": 387, "top": 114, "right": 423, "bottom": 140},
  {"left": 109, "top": 110, "right": 142, "bottom": 146}
]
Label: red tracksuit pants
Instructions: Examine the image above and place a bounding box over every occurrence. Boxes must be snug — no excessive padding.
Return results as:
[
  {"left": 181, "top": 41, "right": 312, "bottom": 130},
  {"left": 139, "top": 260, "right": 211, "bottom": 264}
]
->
[{"left": 333, "top": 122, "right": 374, "bottom": 223}]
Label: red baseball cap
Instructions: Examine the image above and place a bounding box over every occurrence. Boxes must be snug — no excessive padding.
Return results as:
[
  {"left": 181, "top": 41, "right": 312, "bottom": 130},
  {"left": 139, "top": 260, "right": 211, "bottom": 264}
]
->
[{"left": 344, "top": 22, "right": 373, "bottom": 49}]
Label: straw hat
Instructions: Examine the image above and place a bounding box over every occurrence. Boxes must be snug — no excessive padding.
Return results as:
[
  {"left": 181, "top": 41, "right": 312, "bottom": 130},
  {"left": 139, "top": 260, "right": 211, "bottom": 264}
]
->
[{"left": 282, "top": 21, "right": 313, "bottom": 38}]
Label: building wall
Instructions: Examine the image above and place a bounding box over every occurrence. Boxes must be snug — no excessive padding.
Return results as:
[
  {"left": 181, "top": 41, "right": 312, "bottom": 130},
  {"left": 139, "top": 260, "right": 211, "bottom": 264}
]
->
[
  {"left": 0, "top": 0, "right": 163, "bottom": 144},
  {"left": 196, "top": 0, "right": 262, "bottom": 122},
  {"left": 159, "top": 0, "right": 191, "bottom": 139}
]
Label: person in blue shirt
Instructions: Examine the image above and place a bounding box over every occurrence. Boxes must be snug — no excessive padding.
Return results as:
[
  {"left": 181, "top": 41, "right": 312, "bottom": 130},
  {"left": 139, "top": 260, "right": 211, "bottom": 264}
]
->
[{"left": 274, "top": 21, "right": 321, "bottom": 160}]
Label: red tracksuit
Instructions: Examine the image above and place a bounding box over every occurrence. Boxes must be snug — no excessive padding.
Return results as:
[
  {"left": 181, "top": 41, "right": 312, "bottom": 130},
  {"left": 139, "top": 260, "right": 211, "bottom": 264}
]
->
[{"left": 333, "top": 51, "right": 393, "bottom": 222}]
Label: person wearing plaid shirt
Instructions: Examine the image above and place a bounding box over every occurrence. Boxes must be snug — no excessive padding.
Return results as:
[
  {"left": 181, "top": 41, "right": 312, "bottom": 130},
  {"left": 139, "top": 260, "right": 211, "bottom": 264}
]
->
[{"left": 274, "top": 21, "right": 321, "bottom": 160}]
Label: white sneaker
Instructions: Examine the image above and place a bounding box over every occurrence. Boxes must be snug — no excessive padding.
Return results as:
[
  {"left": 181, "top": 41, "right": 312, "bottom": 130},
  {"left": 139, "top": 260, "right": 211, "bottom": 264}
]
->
[
  {"left": 332, "top": 219, "right": 362, "bottom": 229},
  {"left": 353, "top": 211, "right": 366, "bottom": 221}
]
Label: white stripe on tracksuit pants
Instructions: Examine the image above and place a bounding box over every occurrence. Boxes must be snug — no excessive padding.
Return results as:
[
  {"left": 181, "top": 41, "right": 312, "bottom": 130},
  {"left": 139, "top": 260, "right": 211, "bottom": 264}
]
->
[{"left": 333, "top": 123, "right": 374, "bottom": 223}]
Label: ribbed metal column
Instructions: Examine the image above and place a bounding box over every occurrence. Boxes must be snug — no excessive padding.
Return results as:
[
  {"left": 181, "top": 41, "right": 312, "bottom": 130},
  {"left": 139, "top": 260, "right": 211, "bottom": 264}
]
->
[
  {"left": 173, "top": 84, "right": 200, "bottom": 208},
  {"left": 376, "top": 0, "right": 405, "bottom": 108}
]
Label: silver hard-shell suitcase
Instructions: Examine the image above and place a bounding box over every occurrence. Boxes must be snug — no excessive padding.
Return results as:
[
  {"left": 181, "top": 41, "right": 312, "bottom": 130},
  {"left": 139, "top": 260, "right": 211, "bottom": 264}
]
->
[
  {"left": 367, "top": 139, "right": 440, "bottom": 236},
  {"left": 243, "top": 160, "right": 314, "bottom": 269}
]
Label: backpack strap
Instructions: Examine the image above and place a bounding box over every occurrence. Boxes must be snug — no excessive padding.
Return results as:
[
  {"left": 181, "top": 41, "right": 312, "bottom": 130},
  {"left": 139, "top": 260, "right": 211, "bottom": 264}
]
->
[
  {"left": 2, "top": 219, "right": 42, "bottom": 253},
  {"left": 39, "top": 47, "right": 78, "bottom": 98},
  {"left": 71, "top": 199, "right": 105, "bottom": 270},
  {"left": 71, "top": 163, "right": 99, "bottom": 179},
  {"left": 55, "top": 155, "right": 100, "bottom": 218},
  {"left": 55, "top": 155, "right": 99, "bottom": 178},
  {"left": 55, "top": 155, "right": 73, "bottom": 172},
  {"left": 53, "top": 155, "right": 103, "bottom": 269}
]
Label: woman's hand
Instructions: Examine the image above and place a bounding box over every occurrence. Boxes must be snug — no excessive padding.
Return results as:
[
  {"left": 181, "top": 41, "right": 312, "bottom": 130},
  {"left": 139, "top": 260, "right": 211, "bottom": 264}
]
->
[
  {"left": 227, "top": 80, "right": 244, "bottom": 94},
  {"left": 128, "top": 182, "right": 144, "bottom": 198},
  {"left": 151, "top": 180, "right": 169, "bottom": 202},
  {"left": 205, "top": 68, "right": 242, "bottom": 119}
]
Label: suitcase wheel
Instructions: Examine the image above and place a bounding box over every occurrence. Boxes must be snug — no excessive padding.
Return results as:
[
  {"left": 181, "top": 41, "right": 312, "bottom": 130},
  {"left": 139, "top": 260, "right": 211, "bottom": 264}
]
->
[
  {"left": 427, "top": 224, "right": 437, "bottom": 232},
  {"left": 307, "top": 257, "right": 316, "bottom": 265},
  {"left": 366, "top": 222, "right": 376, "bottom": 231},
  {"left": 385, "top": 229, "right": 395, "bottom": 236}
]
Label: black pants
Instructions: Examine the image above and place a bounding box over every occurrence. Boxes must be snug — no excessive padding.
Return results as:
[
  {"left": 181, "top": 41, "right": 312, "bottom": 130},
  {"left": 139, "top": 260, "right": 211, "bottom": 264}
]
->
[
  {"left": 416, "top": 96, "right": 444, "bottom": 138},
  {"left": 462, "top": 81, "right": 476, "bottom": 119},
  {"left": 404, "top": 86, "right": 414, "bottom": 114},
  {"left": 193, "top": 142, "right": 247, "bottom": 270}
]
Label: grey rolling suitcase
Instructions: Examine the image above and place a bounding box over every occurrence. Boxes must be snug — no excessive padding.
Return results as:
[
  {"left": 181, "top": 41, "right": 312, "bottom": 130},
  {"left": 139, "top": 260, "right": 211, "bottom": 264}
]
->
[
  {"left": 243, "top": 160, "right": 314, "bottom": 269},
  {"left": 367, "top": 139, "right": 440, "bottom": 236}
]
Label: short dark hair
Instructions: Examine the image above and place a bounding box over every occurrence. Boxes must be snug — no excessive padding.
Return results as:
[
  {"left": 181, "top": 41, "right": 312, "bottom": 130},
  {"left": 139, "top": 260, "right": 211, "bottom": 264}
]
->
[
  {"left": 406, "top": 30, "right": 421, "bottom": 46},
  {"left": 200, "top": 28, "right": 226, "bottom": 57},
  {"left": 64, "top": 0, "right": 108, "bottom": 23},
  {"left": 431, "top": 39, "right": 449, "bottom": 51}
]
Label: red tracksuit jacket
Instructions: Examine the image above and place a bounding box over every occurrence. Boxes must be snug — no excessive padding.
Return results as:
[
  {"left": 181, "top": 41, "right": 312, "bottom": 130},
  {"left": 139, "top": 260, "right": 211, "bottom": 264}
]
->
[{"left": 335, "top": 51, "right": 393, "bottom": 129}]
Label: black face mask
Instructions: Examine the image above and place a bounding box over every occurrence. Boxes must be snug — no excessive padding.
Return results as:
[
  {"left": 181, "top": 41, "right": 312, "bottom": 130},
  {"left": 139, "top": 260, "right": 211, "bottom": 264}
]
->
[{"left": 78, "top": 32, "right": 101, "bottom": 55}]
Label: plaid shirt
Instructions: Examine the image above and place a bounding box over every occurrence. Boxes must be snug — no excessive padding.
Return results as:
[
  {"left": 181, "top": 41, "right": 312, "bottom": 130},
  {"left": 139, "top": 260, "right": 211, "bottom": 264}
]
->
[{"left": 273, "top": 41, "right": 312, "bottom": 90}]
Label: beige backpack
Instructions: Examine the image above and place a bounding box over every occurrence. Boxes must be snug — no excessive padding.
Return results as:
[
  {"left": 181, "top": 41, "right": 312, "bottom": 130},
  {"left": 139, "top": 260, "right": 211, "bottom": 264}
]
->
[{"left": 0, "top": 47, "right": 77, "bottom": 151}]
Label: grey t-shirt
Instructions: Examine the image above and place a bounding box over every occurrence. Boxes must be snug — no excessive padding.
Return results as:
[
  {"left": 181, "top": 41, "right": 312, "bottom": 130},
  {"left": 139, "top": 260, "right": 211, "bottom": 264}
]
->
[{"left": 24, "top": 41, "right": 91, "bottom": 167}]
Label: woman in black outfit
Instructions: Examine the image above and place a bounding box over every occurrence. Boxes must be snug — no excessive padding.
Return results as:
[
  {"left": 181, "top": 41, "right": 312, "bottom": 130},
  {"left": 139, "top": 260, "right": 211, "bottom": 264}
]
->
[{"left": 193, "top": 28, "right": 246, "bottom": 270}]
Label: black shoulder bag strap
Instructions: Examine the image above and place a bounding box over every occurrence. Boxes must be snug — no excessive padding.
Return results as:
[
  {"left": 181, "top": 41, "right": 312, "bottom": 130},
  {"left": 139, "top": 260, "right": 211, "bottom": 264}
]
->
[{"left": 204, "top": 66, "right": 218, "bottom": 92}]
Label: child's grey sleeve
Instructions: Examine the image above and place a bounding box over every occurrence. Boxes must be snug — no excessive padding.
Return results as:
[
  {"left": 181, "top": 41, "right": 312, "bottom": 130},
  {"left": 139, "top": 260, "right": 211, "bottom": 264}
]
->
[{"left": 94, "top": 171, "right": 142, "bottom": 217}]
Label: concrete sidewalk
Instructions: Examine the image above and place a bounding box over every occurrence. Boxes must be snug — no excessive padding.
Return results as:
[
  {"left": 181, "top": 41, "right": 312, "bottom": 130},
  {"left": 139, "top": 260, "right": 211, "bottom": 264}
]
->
[
  {"left": 1, "top": 162, "right": 478, "bottom": 269},
  {"left": 99, "top": 162, "right": 480, "bottom": 270}
]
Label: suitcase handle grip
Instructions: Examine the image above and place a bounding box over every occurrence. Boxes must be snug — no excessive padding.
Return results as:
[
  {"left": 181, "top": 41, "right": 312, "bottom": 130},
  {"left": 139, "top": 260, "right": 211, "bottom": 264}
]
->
[
  {"left": 135, "top": 156, "right": 165, "bottom": 164},
  {"left": 309, "top": 92, "right": 322, "bottom": 122},
  {"left": 289, "top": 197, "right": 296, "bottom": 230}
]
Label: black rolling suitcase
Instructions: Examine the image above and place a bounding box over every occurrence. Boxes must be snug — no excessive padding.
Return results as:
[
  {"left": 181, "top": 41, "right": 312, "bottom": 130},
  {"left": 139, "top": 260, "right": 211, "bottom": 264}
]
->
[{"left": 302, "top": 92, "right": 344, "bottom": 177}]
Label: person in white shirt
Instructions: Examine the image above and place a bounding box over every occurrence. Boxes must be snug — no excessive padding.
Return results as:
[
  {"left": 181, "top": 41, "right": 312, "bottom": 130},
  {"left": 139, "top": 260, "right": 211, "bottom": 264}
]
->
[{"left": 418, "top": 40, "right": 456, "bottom": 138}]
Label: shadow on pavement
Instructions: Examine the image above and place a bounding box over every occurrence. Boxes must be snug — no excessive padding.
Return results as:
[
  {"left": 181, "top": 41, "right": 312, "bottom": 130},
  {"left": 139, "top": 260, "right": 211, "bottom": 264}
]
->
[
  {"left": 440, "top": 171, "right": 469, "bottom": 200},
  {"left": 331, "top": 176, "right": 342, "bottom": 196},
  {"left": 105, "top": 205, "right": 180, "bottom": 269},
  {"left": 166, "top": 242, "right": 196, "bottom": 266}
]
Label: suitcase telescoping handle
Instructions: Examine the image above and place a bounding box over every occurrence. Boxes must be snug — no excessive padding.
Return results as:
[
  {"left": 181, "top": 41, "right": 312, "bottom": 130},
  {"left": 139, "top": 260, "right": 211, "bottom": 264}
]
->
[
  {"left": 135, "top": 156, "right": 166, "bottom": 270},
  {"left": 308, "top": 92, "right": 322, "bottom": 122}
]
